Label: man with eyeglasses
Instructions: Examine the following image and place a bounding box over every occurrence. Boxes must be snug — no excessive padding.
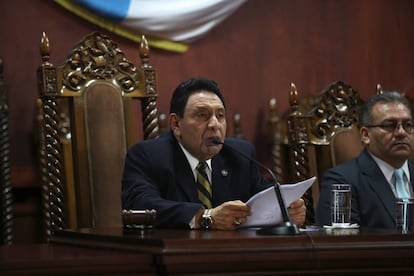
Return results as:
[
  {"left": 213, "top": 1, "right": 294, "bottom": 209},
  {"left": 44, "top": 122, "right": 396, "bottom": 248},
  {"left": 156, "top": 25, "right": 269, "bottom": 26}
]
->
[{"left": 316, "top": 91, "right": 414, "bottom": 228}]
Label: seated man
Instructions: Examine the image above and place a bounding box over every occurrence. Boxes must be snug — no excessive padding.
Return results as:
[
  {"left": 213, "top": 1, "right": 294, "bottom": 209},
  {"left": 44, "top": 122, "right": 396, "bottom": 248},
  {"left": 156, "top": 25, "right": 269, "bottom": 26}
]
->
[
  {"left": 122, "top": 77, "right": 306, "bottom": 230},
  {"left": 316, "top": 92, "right": 414, "bottom": 228}
]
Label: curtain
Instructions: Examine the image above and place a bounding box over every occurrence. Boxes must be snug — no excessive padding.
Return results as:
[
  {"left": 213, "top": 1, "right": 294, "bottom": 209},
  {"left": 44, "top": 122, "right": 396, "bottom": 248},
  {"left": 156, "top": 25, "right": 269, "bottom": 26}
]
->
[{"left": 55, "top": 0, "right": 246, "bottom": 53}]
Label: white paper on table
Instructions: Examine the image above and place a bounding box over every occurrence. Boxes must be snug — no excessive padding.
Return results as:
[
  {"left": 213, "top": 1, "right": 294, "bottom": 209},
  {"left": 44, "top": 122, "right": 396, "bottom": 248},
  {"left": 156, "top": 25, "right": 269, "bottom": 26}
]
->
[{"left": 239, "top": 176, "right": 316, "bottom": 228}]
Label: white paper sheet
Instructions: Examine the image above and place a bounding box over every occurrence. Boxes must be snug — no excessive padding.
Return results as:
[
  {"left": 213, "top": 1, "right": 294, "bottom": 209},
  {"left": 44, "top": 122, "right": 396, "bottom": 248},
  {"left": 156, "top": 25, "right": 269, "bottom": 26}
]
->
[{"left": 239, "top": 177, "right": 316, "bottom": 228}]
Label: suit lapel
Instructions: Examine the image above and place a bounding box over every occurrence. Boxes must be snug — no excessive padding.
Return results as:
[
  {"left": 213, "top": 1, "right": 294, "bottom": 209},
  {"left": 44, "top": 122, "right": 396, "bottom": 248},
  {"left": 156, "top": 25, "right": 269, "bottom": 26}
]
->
[
  {"left": 359, "top": 150, "right": 395, "bottom": 221},
  {"left": 170, "top": 134, "right": 198, "bottom": 202},
  {"left": 211, "top": 155, "right": 232, "bottom": 203},
  {"left": 409, "top": 161, "right": 414, "bottom": 193}
]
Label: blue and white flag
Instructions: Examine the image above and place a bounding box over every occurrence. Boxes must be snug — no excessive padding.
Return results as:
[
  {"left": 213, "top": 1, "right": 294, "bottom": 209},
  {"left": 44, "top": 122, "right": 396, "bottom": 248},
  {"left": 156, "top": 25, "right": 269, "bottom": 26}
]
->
[{"left": 55, "top": 0, "right": 246, "bottom": 52}]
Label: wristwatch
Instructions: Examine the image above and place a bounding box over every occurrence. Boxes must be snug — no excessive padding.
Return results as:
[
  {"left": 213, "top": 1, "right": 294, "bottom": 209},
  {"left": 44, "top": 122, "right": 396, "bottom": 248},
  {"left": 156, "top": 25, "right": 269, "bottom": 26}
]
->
[{"left": 199, "top": 209, "right": 213, "bottom": 230}]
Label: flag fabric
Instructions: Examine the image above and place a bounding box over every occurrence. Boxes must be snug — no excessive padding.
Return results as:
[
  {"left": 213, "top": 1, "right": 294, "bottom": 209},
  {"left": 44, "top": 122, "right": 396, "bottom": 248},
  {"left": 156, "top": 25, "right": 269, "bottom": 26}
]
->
[{"left": 55, "top": 0, "right": 246, "bottom": 53}]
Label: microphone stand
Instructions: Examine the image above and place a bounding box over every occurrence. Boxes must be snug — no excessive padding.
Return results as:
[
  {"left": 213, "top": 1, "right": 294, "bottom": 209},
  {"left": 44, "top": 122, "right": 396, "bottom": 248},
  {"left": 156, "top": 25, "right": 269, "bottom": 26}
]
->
[{"left": 212, "top": 138, "right": 300, "bottom": 235}]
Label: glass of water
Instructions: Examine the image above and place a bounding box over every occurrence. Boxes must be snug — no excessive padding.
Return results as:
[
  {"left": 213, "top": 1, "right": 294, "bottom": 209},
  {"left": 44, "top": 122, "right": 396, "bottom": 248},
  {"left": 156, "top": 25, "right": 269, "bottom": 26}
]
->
[{"left": 330, "top": 184, "right": 351, "bottom": 227}]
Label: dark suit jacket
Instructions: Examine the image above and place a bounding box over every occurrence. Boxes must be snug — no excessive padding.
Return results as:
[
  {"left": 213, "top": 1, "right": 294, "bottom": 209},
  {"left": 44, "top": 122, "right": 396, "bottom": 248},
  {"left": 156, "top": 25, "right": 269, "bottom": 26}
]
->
[
  {"left": 122, "top": 131, "right": 272, "bottom": 229},
  {"left": 315, "top": 148, "right": 414, "bottom": 229}
]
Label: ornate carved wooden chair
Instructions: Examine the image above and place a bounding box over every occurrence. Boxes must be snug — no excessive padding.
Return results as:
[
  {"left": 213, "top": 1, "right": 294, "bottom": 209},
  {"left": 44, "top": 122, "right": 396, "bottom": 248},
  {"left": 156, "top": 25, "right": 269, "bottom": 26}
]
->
[
  {"left": 267, "top": 98, "right": 286, "bottom": 183},
  {"left": 268, "top": 89, "right": 318, "bottom": 184},
  {"left": 286, "top": 81, "right": 364, "bottom": 224},
  {"left": 37, "top": 32, "right": 159, "bottom": 240},
  {"left": 0, "top": 58, "right": 12, "bottom": 244}
]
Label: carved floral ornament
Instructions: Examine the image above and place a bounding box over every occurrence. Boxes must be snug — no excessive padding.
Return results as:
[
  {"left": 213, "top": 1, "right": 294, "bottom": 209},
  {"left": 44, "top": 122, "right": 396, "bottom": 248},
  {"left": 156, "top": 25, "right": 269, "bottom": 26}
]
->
[
  {"left": 61, "top": 33, "right": 138, "bottom": 93},
  {"left": 309, "top": 82, "right": 363, "bottom": 140}
]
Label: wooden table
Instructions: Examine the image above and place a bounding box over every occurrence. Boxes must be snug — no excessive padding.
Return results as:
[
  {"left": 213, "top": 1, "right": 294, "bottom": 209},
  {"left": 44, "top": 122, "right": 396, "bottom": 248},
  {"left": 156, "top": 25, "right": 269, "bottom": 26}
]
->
[
  {"left": 0, "top": 243, "right": 154, "bottom": 275},
  {"left": 2, "top": 227, "right": 414, "bottom": 275}
]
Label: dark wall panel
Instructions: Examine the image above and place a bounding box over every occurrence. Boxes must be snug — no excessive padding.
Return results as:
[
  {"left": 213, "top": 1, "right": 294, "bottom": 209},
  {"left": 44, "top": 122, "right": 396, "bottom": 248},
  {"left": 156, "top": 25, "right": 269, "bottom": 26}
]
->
[{"left": 1, "top": 0, "right": 414, "bottom": 170}]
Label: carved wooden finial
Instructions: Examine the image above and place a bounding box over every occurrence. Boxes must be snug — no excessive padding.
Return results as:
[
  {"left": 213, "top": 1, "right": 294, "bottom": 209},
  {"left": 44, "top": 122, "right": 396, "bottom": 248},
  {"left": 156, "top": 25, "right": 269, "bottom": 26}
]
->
[
  {"left": 289, "top": 83, "right": 299, "bottom": 112},
  {"left": 233, "top": 112, "right": 243, "bottom": 139},
  {"left": 269, "top": 98, "right": 277, "bottom": 112},
  {"left": 268, "top": 98, "right": 280, "bottom": 124},
  {"left": 268, "top": 97, "right": 280, "bottom": 135},
  {"left": 40, "top": 32, "right": 50, "bottom": 63},
  {"left": 158, "top": 112, "right": 168, "bottom": 134},
  {"left": 376, "top": 84, "right": 383, "bottom": 95},
  {"left": 139, "top": 34, "right": 150, "bottom": 66},
  {"left": 233, "top": 112, "right": 241, "bottom": 125}
]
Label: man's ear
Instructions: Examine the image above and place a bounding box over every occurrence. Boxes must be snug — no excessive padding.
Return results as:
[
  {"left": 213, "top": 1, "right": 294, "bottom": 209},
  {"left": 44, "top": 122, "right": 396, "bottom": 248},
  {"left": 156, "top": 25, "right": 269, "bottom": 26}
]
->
[
  {"left": 169, "top": 113, "right": 180, "bottom": 136},
  {"left": 360, "top": 127, "right": 369, "bottom": 145}
]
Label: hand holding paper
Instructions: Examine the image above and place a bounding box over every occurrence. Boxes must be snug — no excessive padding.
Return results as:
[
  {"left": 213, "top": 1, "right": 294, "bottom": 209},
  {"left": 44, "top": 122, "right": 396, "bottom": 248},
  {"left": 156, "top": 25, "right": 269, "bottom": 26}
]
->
[{"left": 240, "top": 177, "right": 316, "bottom": 228}]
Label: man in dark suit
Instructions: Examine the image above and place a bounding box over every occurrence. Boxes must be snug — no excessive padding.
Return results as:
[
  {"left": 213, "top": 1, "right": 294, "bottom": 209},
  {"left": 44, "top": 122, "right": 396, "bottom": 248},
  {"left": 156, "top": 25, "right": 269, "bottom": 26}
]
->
[
  {"left": 316, "top": 92, "right": 414, "bottom": 228},
  {"left": 122, "top": 77, "right": 306, "bottom": 230}
]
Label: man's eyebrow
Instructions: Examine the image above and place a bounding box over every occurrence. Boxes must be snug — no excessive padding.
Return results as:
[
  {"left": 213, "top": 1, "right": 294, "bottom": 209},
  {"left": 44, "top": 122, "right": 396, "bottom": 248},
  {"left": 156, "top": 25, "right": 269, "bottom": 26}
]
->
[
  {"left": 192, "top": 105, "right": 209, "bottom": 111},
  {"left": 381, "top": 118, "right": 413, "bottom": 122},
  {"left": 193, "top": 104, "right": 225, "bottom": 110}
]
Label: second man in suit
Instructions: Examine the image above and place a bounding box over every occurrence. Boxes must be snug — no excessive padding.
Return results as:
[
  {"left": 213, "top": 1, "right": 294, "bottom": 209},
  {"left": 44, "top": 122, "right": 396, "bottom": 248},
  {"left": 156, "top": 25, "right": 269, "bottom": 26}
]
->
[{"left": 316, "top": 91, "right": 414, "bottom": 228}]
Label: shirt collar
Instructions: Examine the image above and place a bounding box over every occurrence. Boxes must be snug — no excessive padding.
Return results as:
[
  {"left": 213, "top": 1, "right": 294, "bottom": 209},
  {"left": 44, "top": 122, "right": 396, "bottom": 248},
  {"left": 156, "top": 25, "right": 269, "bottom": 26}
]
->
[
  {"left": 178, "top": 143, "right": 212, "bottom": 172},
  {"left": 369, "top": 151, "right": 410, "bottom": 182}
]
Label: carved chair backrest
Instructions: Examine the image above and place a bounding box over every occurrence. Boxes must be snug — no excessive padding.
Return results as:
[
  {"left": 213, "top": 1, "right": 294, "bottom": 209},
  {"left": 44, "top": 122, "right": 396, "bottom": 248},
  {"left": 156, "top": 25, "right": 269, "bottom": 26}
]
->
[
  {"left": 37, "top": 32, "right": 159, "bottom": 239},
  {"left": 286, "top": 81, "right": 364, "bottom": 223},
  {"left": 268, "top": 93, "right": 318, "bottom": 183}
]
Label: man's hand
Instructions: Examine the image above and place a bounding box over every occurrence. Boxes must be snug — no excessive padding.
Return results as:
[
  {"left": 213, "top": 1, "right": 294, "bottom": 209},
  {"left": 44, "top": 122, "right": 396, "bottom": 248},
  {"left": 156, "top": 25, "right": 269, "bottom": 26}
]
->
[
  {"left": 211, "top": 200, "right": 251, "bottom": 230},
  {"left": 287, "top": 198, "right": 306, "bottom": 226}
]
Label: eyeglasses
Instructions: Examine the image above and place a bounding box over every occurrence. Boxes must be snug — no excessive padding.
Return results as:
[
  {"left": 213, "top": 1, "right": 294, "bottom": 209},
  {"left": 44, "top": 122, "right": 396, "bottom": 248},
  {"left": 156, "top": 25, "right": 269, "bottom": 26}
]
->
[{"left": 364, "top": 121, "right": 414, "bottom": 133}]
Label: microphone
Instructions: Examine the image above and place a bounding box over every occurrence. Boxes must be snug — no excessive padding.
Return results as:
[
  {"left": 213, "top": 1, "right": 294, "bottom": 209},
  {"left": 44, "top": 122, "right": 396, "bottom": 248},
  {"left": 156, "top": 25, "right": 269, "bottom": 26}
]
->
[{"left": 212, "top": 137, "right": 300, "bottom": 235}]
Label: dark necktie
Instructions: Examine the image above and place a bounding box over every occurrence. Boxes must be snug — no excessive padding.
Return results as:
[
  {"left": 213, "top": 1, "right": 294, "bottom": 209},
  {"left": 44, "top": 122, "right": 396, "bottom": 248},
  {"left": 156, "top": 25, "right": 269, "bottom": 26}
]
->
[{"left": 196, "top": 161, "right": 212, "bottom": 209}]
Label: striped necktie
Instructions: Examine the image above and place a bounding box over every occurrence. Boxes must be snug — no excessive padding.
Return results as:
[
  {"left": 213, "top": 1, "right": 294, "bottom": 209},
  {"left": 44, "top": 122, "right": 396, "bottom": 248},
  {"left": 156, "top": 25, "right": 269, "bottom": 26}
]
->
[
  {"left": 196, "top": 161, "right": 212, "bottom": 209},
  {"left": 395, "top": 168, "right": 410, "bottom": 199}
]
